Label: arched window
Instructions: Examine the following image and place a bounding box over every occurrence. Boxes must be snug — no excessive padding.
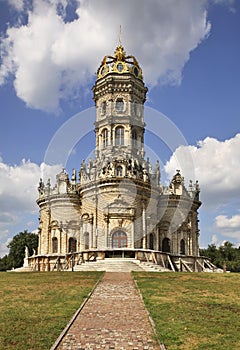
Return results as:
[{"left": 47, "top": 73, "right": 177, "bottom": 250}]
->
[
  {"left": 162, "top": 237, "right": 171, "bottom": 253},
  {"left": 115, "top": 126, "right": 124, "bottom": 146},
  {"left": 52, "top": 237, "right": 58, "bottom": 253},
  {"left": 116, "top": 166, "right": 123, "bottom": 177},
  {"left": 149, "top": 233, "right": 154, "bottom": 250},
  {"left": 84, "top": 232, "right": 89, "bottom": 250},
  {"left": 112, "top": 231, "right": 127, "bottom": 248},
  {"left": 101, "top": 101, "right": 106, "bottom": 114},
  {"left": 116, "top": 98, "right": 124, "bottom": 112},
  {"left": 132, "top": 130, "right": 137, "bottom": 147},
  {"left": 180, "top": 239, "right": 185, "bottom": 255},
  {"left": 102, "top": 128, "right": 109, "bottom": 148},
  {"left": 68, "top": 237, "right": 77, "bottom": 253}
]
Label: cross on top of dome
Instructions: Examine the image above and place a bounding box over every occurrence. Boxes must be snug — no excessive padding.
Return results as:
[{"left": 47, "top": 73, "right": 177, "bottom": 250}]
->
[{"left": 97, "top": 44, "right": 143, "bottom": 81}]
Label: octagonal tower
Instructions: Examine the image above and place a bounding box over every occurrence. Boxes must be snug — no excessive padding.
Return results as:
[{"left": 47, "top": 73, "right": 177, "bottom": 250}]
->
[{"left": 33, "top": 43, "right": 203, "bottom": 272}]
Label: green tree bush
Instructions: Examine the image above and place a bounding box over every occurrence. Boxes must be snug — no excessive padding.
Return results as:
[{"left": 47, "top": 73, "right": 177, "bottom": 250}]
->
[
  {"left": 0, "top": 255, "right": 10, "bottom": 271},
  {"left": 200, "top": 241, "right": 240, "bottom": 272},
  {"left": 6, "top": 230, "right": 38, "bottom": 270}
]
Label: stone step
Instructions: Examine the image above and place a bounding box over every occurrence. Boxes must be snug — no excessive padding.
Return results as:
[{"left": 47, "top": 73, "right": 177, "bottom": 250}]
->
[
  {"left": 138, "top": 261, "right": 170, "bottom": 272},
  {"left": 8, "top": 266, "right": 33, "bottom": 273},
  {"left": 73, "top": 258, "right": 170, "bottom": 272},
  {"left": 73, "top": 259, "right": 142, "bottom": 272}
]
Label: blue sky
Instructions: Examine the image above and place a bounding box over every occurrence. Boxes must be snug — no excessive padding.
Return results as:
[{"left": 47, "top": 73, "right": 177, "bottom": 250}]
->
[{"left": 0, "top": 0, "right": 240, "bottom": 256}]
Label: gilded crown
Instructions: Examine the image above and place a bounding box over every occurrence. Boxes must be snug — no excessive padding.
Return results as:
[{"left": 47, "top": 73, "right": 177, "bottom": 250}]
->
[{"left": 97, "top": 45, "right": 143, "bottom": 80}]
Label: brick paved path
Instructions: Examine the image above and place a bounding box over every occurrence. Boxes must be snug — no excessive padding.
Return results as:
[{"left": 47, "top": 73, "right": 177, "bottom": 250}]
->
[{"left": 56, "top": 272, "right": 161, "bottom": 350}]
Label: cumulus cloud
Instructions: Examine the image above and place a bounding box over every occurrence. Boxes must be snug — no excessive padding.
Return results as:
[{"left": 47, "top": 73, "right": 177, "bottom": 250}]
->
[
  {"left": 211, "top": 0, "right": 235, "bottom": 6},
  {"left": 215, "top": 214, "right": 240, "bottom": 239},
  {"left": 0, "top": 158, "right": 62, "bottom": 256},
  {"left": 165, "top": 133, "right": 240, "bottom": 207},
  {"left": 7, "top": 0, "right": 25, "bottom": 11},
  {"left": 0, "top": 241, "right": 10, "bottom": 257},
  {"left": 1, "top": 0, "right": 211, "bottom": 111},
  {"left": 0, "top": 159, "right": 61, "bottom": 212},
  {"left": 211, "top": 0, "right": 236, "bottom": 13}
]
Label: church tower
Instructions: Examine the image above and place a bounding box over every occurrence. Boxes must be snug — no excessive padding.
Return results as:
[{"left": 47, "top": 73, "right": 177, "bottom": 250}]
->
[
  {"left": 77, "top": 44, "right": 159, "bottom": 252},
  {"left": 93, "top": 44, "right": 147, "bottom": 162},
  {"left": 34, "top": 43, "right": 203, "bottom": 272}
]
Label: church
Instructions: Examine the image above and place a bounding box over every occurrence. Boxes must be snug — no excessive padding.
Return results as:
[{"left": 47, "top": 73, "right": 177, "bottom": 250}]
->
[{"left": 29, "top": 44, "right": 205, "bottom": 272}]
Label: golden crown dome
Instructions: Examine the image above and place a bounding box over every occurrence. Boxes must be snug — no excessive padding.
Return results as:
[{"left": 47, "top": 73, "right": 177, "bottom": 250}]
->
[{"left": 97, "top": 45, "right": 143, "bottom": 81}]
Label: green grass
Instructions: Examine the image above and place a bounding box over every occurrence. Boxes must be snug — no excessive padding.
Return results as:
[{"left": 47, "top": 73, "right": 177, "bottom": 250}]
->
[
  {"left": 134, "top": 272, "right": 240, "bottom": 350},
  {"left": 1, "top": 271, "right": 239, "bottom": 350},
  {"left": 0, "top": 271, "right": 102, "bottom": 350}
]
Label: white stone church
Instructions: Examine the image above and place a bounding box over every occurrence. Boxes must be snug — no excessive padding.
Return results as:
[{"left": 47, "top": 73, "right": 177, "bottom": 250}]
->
[{"left": 29, "top": 44, "right": 207, "bottom": 272}]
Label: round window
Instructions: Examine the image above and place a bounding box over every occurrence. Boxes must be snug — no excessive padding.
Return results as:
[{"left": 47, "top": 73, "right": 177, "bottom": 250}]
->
[
  {"left": 134, "top": 67, "right": 139, "bottom": 76},
  {"left": 117, "top": 63, "right": 124, "bottom": 72}
]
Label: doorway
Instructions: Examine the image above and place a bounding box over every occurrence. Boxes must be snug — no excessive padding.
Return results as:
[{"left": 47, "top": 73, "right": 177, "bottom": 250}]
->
[{"left": 112, "top": 230, "right": 128, "bottom": 248}]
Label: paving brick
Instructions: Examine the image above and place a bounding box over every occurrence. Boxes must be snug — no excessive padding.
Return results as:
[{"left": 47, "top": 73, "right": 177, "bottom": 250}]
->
[{"left": 56, "top": 272, "right": 160, "bottom": 350}]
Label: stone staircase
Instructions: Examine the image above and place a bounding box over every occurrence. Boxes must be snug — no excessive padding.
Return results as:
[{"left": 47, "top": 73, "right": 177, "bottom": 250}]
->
[
  {"left": 8, "top": 266, "right": 33, "bottom": 272},
  {"left": 138, "top": 261, "right": 170, "bottom": 272},
  {"left": 73, "top": 258, "right": 170, "bottom": 272},
  {"left": 10, "top": 259, "right": 171, "bottom": 273}
]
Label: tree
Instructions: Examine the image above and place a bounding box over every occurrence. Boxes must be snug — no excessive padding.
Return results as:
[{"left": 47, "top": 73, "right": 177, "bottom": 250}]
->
[
  {"left": 200, "top": 241, "right": 240, "bottom": 272},
  {"left": 7, "top": 230, "right": 38, "bottom": 269},
  {"left": 219, "top": 241, "right": 237, "bottom": 261},
  {"left": 200, "top": 244, "right": 219, "bottom": 261},
  {"left": 0, "top": 255, "right": 10, "bottom": 271}
]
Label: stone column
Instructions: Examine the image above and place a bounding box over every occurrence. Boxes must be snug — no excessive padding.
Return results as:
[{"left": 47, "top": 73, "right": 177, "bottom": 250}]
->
[
  {"left": 93, "top": 191, "right": 98, "bottom": 249},
  {"left": 131, "top": 219, "right": 135, "bottom": 248},
  {"left": 156, "top": 227, "right": 159, "bottom": 251},
  {"left": 90, "top": 215, "right": 93, "bottom": 249},
  {"left": 65, "top": 230, "right": 68, "bottom": 253},
  {"left": 93, "top": 221, "right": 97, "bottom": 249},
  {"left": 47, "top": 229, "right": 50, "bottom": 254},
  {"left": 142, "top": 203, "right": 146, "bottom": 249},
  {"left": 105, "top": 218, "right": 109, "bottom": 248},
  {"left": 125, "top": 128, "right": 130, "bottom": 147},
  {"left": 59, "top": 228, "right": 62, "bottom": 254},
  {"left": 38, "top": 228, "right": 42, "bottom": 255}
]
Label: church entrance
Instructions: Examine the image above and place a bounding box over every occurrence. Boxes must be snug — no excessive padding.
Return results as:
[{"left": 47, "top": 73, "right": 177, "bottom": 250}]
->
[
  {"left": 162, "top": 237, "right": 171, "bottom": 253},
  {"left": 149, "top": 233, "right": 154, "bottom": 250},
  {"left": 68, "top": 237, "right": 77, "bottom": 253},
  {"left": 112, "top": 230, "right": 128, "bottom": 248}
]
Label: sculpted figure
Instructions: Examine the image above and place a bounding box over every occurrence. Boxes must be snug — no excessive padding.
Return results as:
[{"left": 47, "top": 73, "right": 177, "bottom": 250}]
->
[{"left": 38, "top": 178, "right": 44, "bottom": 195}]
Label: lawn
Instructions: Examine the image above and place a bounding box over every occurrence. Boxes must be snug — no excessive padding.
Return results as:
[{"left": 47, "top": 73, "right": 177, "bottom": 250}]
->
[
  {"left": 134, "top": 272, "right": 240, "bottom": 350},
  {"left": 1, "top": 271, "right": 239, "bottom": 350},
  {"left": 0, "top": 271, "right": 102, "bottom": 350}
]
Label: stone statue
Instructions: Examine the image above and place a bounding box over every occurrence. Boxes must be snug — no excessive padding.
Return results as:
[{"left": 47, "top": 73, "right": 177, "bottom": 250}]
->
[
  {"left": 23, "top": 246, "right": 29, "bottom": 268},
  {"left": 143, "top": 169, "right": 148, "bottom": 182},
  {"left": 154, "top": 160, "right": 160, "bottom": 185},
  {"left": 45, "top": 178, "right": 51, "bottom": 195},
  {"left": 38, "top": 178, "right": 44, "bottom": 195},
  {"left": 71, "top": 168, "right": 76, "bottom": 182},
  {"left": 88, "top": 158, "right": 93, "bottom": 174},
  {"left": 147, "top": 157, "right": 152, "bottom": 174},
  {"left": 80, "top": 160, "right": 87, "bottom": 182},
  {"left": 195, "top": 180, "right": 200, "bottom": 192},
  {"left": 25, "top": 245, "right": 29, "bottom": 258}
]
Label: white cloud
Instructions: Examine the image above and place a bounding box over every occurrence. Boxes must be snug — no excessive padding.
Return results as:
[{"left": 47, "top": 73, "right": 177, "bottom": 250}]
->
[
  {"left": 215, "top": 214, "right": 240, "bottom": 239},
  {"left": 1, "top": 0, "right": 211, "bottom": 112},
  {"left": 210, "top": 0, "right": 236, "bottom": 13},
  {"left": 211, "top": 0, "right": 235, "bottom": 6},
  {"left": 165, "top": 133, "right": 240, "bottom": 208},
  {"left": 0, "top": 158, "right": 62, "bottom": 256},
  {"left": 164, "top": 133, "right": 240, "bottom": 245},
  {"left": 7, "top": 0, "right": 24, "bottom": 11},
  {"left": 0, "top": 240, "right": 10, "bottom": 257},
  {"left": 0, "top": 159, "right": 61, "bottom": 212}
]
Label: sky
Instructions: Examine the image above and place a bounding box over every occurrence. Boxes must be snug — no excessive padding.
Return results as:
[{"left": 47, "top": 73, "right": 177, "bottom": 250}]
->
[{"left": 0, "top": 0, "right": 240, "bottom": 257}]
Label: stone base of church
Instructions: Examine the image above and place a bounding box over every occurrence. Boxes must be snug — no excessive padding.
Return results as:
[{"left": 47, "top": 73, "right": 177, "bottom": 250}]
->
[{"left": 27, "top": 249, "right": 217, "bottom": 273}]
